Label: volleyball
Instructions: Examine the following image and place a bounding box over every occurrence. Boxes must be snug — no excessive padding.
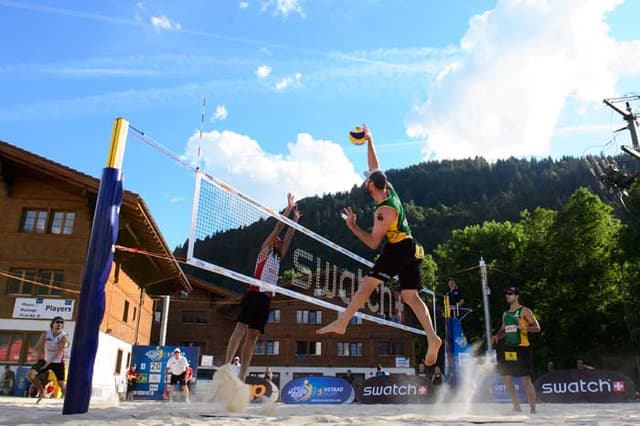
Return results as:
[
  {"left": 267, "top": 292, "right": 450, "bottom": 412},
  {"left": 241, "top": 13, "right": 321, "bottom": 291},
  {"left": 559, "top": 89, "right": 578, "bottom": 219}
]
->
[{"left": 349, "top": 126, "right": 367, "bottom": 145}]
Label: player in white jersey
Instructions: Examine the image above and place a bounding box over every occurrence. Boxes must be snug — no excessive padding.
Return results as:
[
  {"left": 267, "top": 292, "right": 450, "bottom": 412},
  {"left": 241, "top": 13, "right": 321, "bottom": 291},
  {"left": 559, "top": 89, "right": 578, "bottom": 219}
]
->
[
  {"left": 27, "top": 316, "right": 69, "bottom": 401},
  {"left": 224, "top": 193, "right": 300, "bottom": 381}
]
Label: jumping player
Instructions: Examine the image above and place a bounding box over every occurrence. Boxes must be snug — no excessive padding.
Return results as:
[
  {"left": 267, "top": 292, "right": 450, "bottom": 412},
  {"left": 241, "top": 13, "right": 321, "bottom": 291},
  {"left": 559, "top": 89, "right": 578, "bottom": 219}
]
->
[
  {"left": 224, "top": 193, "right": 300, "bottom": 380},
  {"left": 316, "top": 125, "right": 442, "bottom": 366}
]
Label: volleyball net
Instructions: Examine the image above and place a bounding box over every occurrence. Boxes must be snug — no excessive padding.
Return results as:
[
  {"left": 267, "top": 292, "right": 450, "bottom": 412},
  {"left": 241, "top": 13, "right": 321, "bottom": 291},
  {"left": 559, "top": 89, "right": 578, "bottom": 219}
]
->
[{"left": 129, "top": 125, "right": 435, "bottom": 336}]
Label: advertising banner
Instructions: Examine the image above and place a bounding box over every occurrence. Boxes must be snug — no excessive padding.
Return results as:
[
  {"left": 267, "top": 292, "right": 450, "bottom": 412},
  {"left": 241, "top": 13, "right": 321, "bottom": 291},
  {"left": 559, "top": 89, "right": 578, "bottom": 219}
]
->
[
  {"left": 358, "top": 375, "right": 433, "bottom": 404},
  {"left": 13, "top": 366, "right": 32, "bottom": 397},
  {"left": 246, "top": 376, "right": 278, "bottom": 403},
  {"left": 473, "top": 374, "right": 527, "bottom": 403},
  {"left": 281, "top": 376, "right": 354, "bottom": 404},
  {"left": 12, "top": 298, "right": 75, "bottom": 320},
  {"left": 535, "top": 370, "right": 636, "bottom": 403},
  {"left": 129, "top": 345, "right": 199, "bottom": 400}
]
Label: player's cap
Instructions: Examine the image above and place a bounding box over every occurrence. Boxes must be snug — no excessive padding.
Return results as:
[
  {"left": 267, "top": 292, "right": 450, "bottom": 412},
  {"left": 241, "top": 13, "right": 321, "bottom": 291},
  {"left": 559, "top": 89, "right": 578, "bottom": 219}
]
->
[
  {"left": 504, "top": 286, "right": 520, "bottom": 295},
  {"left": 174, "top": 348, "right": 181, "bottom": 353}
]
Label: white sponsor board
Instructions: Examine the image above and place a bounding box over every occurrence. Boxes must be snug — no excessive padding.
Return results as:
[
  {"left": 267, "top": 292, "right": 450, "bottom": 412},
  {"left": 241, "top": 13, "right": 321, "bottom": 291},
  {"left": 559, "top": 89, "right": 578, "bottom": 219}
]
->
[{"left": 12, "top": 298, "right": 75, "bottom": 319}]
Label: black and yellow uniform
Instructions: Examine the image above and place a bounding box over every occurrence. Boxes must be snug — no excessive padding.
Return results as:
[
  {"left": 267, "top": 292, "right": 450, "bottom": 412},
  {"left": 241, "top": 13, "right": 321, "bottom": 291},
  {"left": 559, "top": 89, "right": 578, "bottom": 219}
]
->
[
  {"left": 497, "top": 307, "right": 534, "bottom": 377},
  {"left": 368, "top": 185, "right": 424, "bottom": 290}
]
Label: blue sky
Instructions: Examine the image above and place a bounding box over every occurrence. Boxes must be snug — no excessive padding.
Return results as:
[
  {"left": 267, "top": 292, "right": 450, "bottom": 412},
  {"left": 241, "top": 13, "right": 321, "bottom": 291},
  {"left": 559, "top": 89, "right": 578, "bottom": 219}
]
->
[{"left": 1, "top": 0, "right": 639, "bottom": 248}]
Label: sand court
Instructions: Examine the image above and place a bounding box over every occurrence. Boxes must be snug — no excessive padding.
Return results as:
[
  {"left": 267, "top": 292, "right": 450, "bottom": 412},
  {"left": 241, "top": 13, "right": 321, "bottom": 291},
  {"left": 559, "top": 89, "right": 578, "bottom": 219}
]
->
[{"left": 1, "top": 397, "right": 639, "bottom": 425}]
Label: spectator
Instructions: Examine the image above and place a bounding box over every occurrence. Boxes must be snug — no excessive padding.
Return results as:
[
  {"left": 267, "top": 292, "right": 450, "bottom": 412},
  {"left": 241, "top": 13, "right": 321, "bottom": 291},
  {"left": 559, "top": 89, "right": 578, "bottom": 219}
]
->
[
  {"left": 430, "top": 366, "right": 443, "bottom": 387},
  {"left": 417, "top": 363, "right": 426, "bottom": 377},
  {"left": 375, "top": 364, "right": 389, "bottom": 377},
  {"left": 126, "top": 364, "right": 139, "bottom": 401},
  {"left": 165, "top": 348, "right": 190, "bottom": 403},
  {"left": 231, "top": 356, "right": 241, "bottom": 378},
  {"left": 445, "top": 278, "right": 464, "bottom": 316},
  {"left": 263, "top": 366, "right": 273, "bottom": 382},
  {"left": 1, "top": 365, "right": 15, "bottom": 395},
  {"left": 547, "top": 361, "right": 555, "bottom": 372},
  {"left": 344, "top": 369, "right": 355, "bottom": 385}
]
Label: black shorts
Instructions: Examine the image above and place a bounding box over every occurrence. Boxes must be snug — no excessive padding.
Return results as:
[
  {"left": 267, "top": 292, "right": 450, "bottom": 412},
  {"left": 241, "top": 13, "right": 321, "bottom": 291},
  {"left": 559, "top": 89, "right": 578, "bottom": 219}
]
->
[
  {"left": 368, "top": 238, "right": 422, "bottom": 290},
  {"left": 170, "top": 372, "right": 186, "bottom": 385},
  {"left": 497, "top": 345, "right": 532, "bottom": 377},
  {"left": 237, "top": 291, "right": 272, "bottom": 333},
  {"left": 31, "top": 360, "right": 66, "bottom": 382}
]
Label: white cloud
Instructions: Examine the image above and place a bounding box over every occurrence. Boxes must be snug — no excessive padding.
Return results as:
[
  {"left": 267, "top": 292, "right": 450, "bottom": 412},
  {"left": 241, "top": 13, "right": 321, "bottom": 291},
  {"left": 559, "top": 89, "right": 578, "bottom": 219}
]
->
[
  {"left": 405, "top": 0, "right": 637, "bottom": 161},
  {"left": 212, "top": 104, "right": 228, "bottom": 121},
  {"left": 184, "top": 130, "right": 361, "bottom": 207},
  {"left": 261, "top": 0, "right": 304, "bottom": 18},
  {"left": 275, "top": 72, "right": 301, "bottom": 91},
  {"left": 240, "top": 1, "right": 249, "bottom": 9},
  {"left": 150, "top": 15, "right": 181, "bottom": 32},
  {"left": 256, "top": 65, "right": 272, "bottom": 79}
]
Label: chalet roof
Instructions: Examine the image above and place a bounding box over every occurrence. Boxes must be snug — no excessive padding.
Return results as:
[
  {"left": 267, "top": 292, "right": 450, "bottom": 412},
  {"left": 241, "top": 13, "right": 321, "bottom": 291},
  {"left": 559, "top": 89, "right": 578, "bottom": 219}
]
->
[{"left": 0, "top": 139, "right": 191, "bottom": 293}]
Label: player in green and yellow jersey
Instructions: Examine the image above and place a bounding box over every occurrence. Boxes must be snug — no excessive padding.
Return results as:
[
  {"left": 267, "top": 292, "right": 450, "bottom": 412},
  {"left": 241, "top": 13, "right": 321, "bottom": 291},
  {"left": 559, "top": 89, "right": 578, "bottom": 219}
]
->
[
  {"left": 317, "top": 125, "right": 442, "bottom": 367},
  {"left": 492, "top": 286, "right": 541, "bottom": 414}
]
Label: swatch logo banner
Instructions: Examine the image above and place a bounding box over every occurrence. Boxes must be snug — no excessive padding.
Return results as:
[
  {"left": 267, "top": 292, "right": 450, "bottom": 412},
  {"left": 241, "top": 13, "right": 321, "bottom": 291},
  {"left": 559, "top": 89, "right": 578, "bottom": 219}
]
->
[
  {"left": 359, "top": 375, "right": 433, "bottom": 404},
  {"left": 281, "top": 376, "right": 354, "bottom": 404},
  {"left": 535, "top": 370, "right": 636, "bottom": 403}
]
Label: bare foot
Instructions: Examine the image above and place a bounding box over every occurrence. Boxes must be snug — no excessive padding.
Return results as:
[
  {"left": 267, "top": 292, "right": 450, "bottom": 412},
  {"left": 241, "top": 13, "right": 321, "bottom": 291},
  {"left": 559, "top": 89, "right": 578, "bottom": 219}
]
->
[
  {"left": 316, "top": 319, "right": 347, "bottom": 335},
  {"left": 423, "top": 335, "right": 442, "bottom": 366}
]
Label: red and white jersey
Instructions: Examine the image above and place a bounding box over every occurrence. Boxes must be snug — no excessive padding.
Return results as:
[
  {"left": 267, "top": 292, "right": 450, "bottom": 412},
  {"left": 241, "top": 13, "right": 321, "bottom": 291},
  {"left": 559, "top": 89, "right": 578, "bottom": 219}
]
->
[{"left": 248, "top": 252, "right": 280, "bottom": 295}]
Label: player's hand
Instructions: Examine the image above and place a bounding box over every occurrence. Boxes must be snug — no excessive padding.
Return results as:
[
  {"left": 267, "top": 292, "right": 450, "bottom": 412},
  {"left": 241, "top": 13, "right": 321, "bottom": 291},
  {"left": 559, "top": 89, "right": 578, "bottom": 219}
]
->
[
  {"left": 292, "top": 205, "right": 301, "bottom": 222},
  {"left": 363, "top": 124, "right": 372, "bottom": 141},
  {"left": 287, "top": 193, "right": 296, "bottom": 211},
  {"left": 341, "top": 207, "right": 357, "bottom": 228}
]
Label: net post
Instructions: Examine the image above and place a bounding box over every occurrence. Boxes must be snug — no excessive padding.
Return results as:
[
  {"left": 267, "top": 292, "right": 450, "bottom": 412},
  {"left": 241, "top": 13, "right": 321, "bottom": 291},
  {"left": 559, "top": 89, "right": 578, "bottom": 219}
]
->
[
  {"left": 63, "top": 118, "right": 128, "bottom": 414},
  {"left": 187, "top": 171, "right": 203, "bottom": 261}
]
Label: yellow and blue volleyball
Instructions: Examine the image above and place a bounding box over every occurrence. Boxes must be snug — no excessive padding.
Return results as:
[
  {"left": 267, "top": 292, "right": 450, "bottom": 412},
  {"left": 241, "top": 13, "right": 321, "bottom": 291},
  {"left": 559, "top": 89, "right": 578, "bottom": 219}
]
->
[{"left": 349, "top": 126, "right": 367, "bottom": 145}]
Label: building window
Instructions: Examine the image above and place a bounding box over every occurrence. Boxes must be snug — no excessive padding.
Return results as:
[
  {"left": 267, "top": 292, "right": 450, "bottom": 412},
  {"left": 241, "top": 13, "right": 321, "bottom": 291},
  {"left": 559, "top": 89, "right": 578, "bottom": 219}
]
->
[
  {"left": 376, "top": 341, "right": 404, "bottom": 356},
  {"left": 35, "top": 270, "right": 64, "bottom": 296},
  {"left": 296, "top": 341, "right": 322, "bottom": 357},
  {"left": 19, "top": 209, "right": 76, "bottom": 234},
  {"left": 6, "top": 268, "right": 63, "bottom": 296},
  {"left": 182, "top": 311, "right": 208, "bottom": 324},
  {"left": 254, "top": 340, "right": 279, "bottom": 355},
  {"left": 337, "top": 342, "right": 364, "bottom": 357},
  {"left": 20, "top": 209, "right": 48, "bottom": 233},
  {"left": 267, "top": 309, "right": 280, "bottom": 323},
  {"left": 296, "top": 310, "right": 322, "bottom": 324},
  {"left": 123, "top": 300, "right": 130, "bottom": 322},
  {"left": 132, "top": 307, "right": 137, "bottom": 322},
  {"left": 126, "top": 352, "right": 131, "bottom": 369},
  {"left": 350, "top": 316, "right": 363, "bottom": 325},
  {"left": 50, "top": 211, "right": 75, "bottom": 235},
  {"left": 0, "top": 332, "right": 41, "bottom": 364},
  {"left": 6, "top": 268, "right": 35, "bottom": 295},
  {"left": 115, "top": 349, "right": 123, "bottom": 374}
]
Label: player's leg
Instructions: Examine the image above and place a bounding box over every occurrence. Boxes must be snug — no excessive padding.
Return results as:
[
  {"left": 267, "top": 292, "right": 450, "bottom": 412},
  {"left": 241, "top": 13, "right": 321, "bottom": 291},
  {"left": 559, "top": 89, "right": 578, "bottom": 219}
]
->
[{"left": 316, "top": 275, "right": 382, "bottom": 335}]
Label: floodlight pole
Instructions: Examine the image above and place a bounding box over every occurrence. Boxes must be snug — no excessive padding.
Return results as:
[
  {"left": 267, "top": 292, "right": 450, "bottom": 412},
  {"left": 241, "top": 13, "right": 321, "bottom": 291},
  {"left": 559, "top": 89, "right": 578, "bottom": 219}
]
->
[
  {"left": 603, "top": 99, "right": 639, "bottom": 149},
  {"left": 479, "top": 257, "right": 493, "bottom": 355}
]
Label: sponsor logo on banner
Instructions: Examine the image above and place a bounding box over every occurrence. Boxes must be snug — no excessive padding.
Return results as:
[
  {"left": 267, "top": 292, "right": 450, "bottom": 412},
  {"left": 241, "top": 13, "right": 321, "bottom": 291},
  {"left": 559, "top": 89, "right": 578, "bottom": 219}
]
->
[
  {"left": 281, "top": 376, "right": 354, "bottom": 404},
  {"left": 246, "top": 376, "right": 278, "bottom": 403},
  {"left": 359, "top": 375, "right": 433, "bottom": 404},
  {"left": 12, "top": 298, "right": 75, "bottom": 319},
  {"left": 535, "top": 370, "right": 636, "bottom": 403}
]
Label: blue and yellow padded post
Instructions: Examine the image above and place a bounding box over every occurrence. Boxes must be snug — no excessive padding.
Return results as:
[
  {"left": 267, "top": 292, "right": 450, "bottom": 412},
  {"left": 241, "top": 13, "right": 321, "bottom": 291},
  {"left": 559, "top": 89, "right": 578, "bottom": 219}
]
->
[{"left": 63, "top": 118, "right": 128, "bottom": 414}]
